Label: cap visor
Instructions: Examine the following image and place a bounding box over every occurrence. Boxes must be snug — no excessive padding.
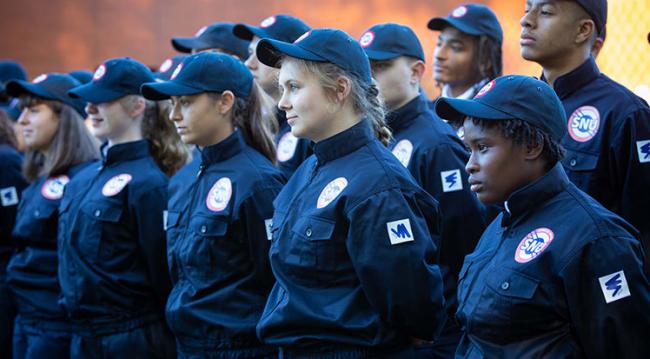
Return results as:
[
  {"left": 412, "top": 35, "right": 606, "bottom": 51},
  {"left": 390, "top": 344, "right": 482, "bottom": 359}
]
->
[
  {"left": 233, "top": 24, "right": 257, "bottom": 41},
  {"left": 171, "top": 37, "right": 208, "bottom": 53},
  {"left": 364, "top": 49, "right": 401, "bottom": 61},
  {"left": 68, "top": 83, "right": 125, "bottom": 104},
  {"left": 140, "top": 81, "right": 204, "bottom": 101},
  {"left": 434, "top": 97, "right": 515, "bottom": 123},
  {"left": 427, "top": 18, "right": 482, "bottom": 37},
  {"left": 256, "top": 38, "right": 325, "bottom": 68},
  {"left": 5, "top": 80, "right": 56, "bottom": 101}
]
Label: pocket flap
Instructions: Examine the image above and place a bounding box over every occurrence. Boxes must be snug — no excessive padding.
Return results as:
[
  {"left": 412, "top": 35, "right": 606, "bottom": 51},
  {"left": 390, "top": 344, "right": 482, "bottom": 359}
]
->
[
  {"left": 562, "top": 150, "right": 598, "bottom": 172},
  {"left": 33, "top": 204, "right": 57, "bottom": 219},
  {"left": 487, "top": 269, "right": 539, "bottom": 299},
  {"left": 81, "top": 201, "right": 123, "bottom": 223},
  {"left": 190, "top": 216, "right": 228, "bottom": 237},
  {"left": 291, "top": 216, "right": 335, "bottom": 241}
]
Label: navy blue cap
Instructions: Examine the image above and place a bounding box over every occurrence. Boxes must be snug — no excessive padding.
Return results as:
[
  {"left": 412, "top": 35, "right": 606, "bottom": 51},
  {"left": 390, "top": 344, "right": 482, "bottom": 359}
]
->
[
  {"left": 428, "top": 4, "right": 503, "bottom": 44},
  {"left": 233, "top": 14, "right": 311, "bottom": 43},
  {"left": 434, "top": 75, "right": 567, "bottom": 142},
  {"left": 141, "top": 52, "right": 253, "bottom": 101},
  {"left": 256, "top": 28, "right": 372, "bottom": 85},
  {"left": 6, "top": 73, "right": 87, "bottom": 117},
  {"left": 1, "top": 98, "right": 22, "bottom": 121},
  {"left": 360, "top": 23, "right": 425, "bottom": 61},
  {"left": 154, "top": 55, "right": 188, "bottom": 81},
  {"left": 0, "top": 60, "right": 27, "bottom": 93},
  {"left": 69, "top": 70, "right": 93, "bottom": 84},
  {"left": 171, "top": 23, "right": 249, "bottom": 59},
  {"left": 68, "top": 57, "right": 155, "bottom": 104},
  {"left": 575, "top": 0, "right": 607, "bottom": 39}
]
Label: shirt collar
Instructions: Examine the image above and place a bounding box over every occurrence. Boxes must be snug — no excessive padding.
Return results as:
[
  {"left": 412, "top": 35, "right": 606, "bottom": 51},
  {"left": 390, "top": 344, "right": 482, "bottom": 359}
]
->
[
  {"left": 500, "top": 163, "right": 569, "bottom": 227},
  {"left": 542, "top": 57, "right": 600, "bottom": 100},
  {"left": 313, "top": 120, "right": 374, "bottom": 164},
  {"left": 386, "top": 93, "right": 429, "bottom": 132},
  {"left": 441, "top": 78, "right": 490, "bottom": 100},
  {"left": 101, "top": 139, "right": 150, "bottom": 165},
  {"left": 200, "top": 129, "right": 245, "bottom": 165}
]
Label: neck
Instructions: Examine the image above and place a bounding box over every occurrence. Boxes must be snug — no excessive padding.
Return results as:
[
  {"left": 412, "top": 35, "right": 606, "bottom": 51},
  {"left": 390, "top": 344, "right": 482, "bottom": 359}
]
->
[
  {"left": 313, "top": 106, "right": 362, "bottom": 143},
  {"left": 541, "top": 49, "right": 590, "bottom": 87},
  {"left": 107, "top": 124, "right": 143, "bottom": 148},
  {"left": 389, "top": 90, "right": 419, "bottom": 112},
  {"left": 203, "top": 123, "right": 234, "bottom": 148},
  {"left": 446, "top": 82, "right": 474, "bottom": 98}
]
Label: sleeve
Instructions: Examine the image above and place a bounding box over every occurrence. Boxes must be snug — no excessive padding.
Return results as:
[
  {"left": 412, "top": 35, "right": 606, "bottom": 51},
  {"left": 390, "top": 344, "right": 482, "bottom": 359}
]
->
[
  {"left": 561, "top": 235, "right": 650, "bottom": 358},
  {"left": 346, "top": 188, "right": 446, "bottom": 340},
  {"left": 241, "top": 184, "right": 283, "bottom": 291},
  {"left": 0, "top": 152, "right": 27, "bottom": 243},
  {"left": 133, "top": 183, "right": 173, "bottom": 307}
]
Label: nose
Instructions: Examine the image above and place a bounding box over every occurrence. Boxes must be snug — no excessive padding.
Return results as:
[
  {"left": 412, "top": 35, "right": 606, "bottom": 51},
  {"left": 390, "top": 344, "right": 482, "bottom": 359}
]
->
[
  {"left": 169, "top": 102, "right": 182, "bottom": 123},
  {"left": 85, "top": 102, "right": 98, "bottom": 115},
  {"left": 465, "top": 150, "right": 479, "bottom": 175},
  {"left": 245, "top": 53, "right": 258, "bottom": 71},
  {"left": 17, "top": 108, "right": 28, "bottom": 125},
  {"left": 433, "top": 44, "right": 446, "bottom": 63},
  {"left": 278, "top": 89, "right": 291, "bottom": 112},
  {"left": 520, "top": 9, "right": 534, "bottom": 29}
]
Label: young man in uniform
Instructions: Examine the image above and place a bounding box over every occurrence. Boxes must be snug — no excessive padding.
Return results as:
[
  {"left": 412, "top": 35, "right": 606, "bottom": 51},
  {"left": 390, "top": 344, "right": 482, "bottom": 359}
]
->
[
  {"left": 520, "top": 0, "right": 650, "bottom": 269},
  {"left": 171, "top": 22, "right": 249, "bottom": 60},
  {"left": 361, "top": 22, "right": 487, "bottom": 358}
]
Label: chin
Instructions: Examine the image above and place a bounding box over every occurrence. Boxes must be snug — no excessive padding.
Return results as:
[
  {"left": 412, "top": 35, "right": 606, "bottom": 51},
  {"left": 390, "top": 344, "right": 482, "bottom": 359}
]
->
[{"left": 519, "top": 48, "right": 540, "bottom": 62}]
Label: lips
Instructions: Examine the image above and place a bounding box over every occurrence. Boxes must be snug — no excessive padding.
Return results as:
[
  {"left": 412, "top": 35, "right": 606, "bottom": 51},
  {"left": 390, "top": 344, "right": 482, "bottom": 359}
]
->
[
  {"left": 468, "top": 178, "right": 483, "bottom": 192},
  {"left": 520, "top": 33, "right": 536, "bottom": 46},
  {"left": 286, "top": 115, "right": 298, "bottom": 126}
]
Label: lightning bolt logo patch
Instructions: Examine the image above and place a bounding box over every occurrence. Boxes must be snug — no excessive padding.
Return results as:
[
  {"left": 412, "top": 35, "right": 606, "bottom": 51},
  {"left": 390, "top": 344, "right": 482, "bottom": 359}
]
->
[
  {"left": 440, "top": 169, "right": 463, "bottom": 192},
  {"left": 599, "top": 270, "right": 631, "bottom": 304},
  {"left": 636, "top": 140, "right": 650, "bottom": 163}
]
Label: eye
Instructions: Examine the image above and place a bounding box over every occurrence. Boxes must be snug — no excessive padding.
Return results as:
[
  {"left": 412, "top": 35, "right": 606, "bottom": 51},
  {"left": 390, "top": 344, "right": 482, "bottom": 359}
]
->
[
  {"left": 29, "top": 106, "right": 40, "bottom": 114},
  {"left": 288, "top": 83, "right": 300, "bottom": 92},
  {"left": 477, "top": 144, "right": 489, "bottom": 153}
]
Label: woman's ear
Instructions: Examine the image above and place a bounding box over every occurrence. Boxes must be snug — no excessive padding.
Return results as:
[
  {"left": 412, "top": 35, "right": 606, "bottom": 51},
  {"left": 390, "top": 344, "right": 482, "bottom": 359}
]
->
[
  {"left": 410, "top": 60, "right": 426, "bottom": 85},
  {"left": 129, "top": 97, "right": 146, "bottom": 118},
  {"left": 334, "top": 76, "right": 352, "bottom": 103},
  {"left": 217, "top": 91, "right": 236, "bottom": 114},
  {"left": 525, "top": 139, "right": 544, "bottom": 161}
]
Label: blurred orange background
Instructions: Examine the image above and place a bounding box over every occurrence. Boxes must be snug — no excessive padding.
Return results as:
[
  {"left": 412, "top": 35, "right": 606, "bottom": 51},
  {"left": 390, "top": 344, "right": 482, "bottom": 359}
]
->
[{"left": 1, "top": 0, "right": 648, "bottom": 101}]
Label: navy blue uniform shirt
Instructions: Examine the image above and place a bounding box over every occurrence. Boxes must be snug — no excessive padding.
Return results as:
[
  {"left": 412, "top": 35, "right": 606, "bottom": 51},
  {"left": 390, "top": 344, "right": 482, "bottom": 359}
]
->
[
  {"left": 0, "top": 144, "right": 27, "bottom": 272},
  {"left": 547, "top": 57, "right": 650, "bottom": 261},
  {"left": 7, "top": 161, "right": 91, "bottom": 320},
  {"left": 387, "top": 94, "right": 487, "bottom": 315},
  {"left": 257, "top": 120, "right": 446, "bottom": 349},
  {"left": 456, "top": 163, "right": 650, "bottom": 358},
  {"left": 58, "top": 140, "right": 171, "bottom": 323},
  {"left": 275, "top": 109, "right": 313, "bottom": 179},
  {"left": 165, "top": 130, "right": 284, "bottom": 348}
]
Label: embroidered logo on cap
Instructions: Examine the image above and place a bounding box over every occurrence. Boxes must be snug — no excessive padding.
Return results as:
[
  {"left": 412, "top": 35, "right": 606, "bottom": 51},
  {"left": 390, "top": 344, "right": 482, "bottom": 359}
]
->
[
  {"left": 277, "top": 132, "right": 299, "bottom": 162},
  {"left": 474, "top": 79, "right": 495, "bottom": 98},
  {"left": 359, "top": 31, "right": 375, "bottom": 48},
  {"left": 170, "top": 63, "right": 183, "bottom": 80},
  {"left": 41, "top": 175, "right": 70, "bottom": 200},
  {"left": 93, "top": 64, "right": 106, "bottom": 81},
  {"left": 568, "top": 106, "right": 600, "bottom": 142},
  {"left": 294, "top": 31, "right": 311, "bottom": 43},
  {"left": 0, "top": 187, "right": 18, "bottom": 207},
  {"left": 32, "top": 74, "right": 48, "bottom": 83},
  {"left": 391, "top": 139, "right": 413, "bottom": 168},
  {"left": 206, "top": 177, "right": 232, "bottom": 212},
  {"left": 260, "top": 16, "right": 276, "bottom": 28},
  {"left": 159, "top": 58, "right": 173, "bottom": 73},
  {"left": 599, "top": 270, "right": 631, "bottom": 303},
  {"left": 440, "top": 169, "right": 463, "bottom": 192},
  {"left": 195, "top": 26, "right": 208, "bottom": 37},
  {"left": 636, "top": 139, "right": 650, "bottom": 163},
  {"left": 451, "top": 6, "right": 468, "bottom": 18},
  {"left": 387, "top": 218, "right": 414, "bottom": 245},
  {"left": 317, "top": 177, "right": 348, "bottom": 209},
  {"left": 102, "top": 174, "right": 132, "bottom": 197},
  {"left": 515, "top": 227, "right": 555, "bottom": 263}
]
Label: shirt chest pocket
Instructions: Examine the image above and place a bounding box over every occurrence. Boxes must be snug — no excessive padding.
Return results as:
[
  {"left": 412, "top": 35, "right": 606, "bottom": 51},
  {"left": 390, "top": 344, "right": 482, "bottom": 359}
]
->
[
  {"left": 21, "top": 203, "right": 58, "bottom": 240},
  {"left": 78, "top": 201, "right": 124, "bottom": 259},
  {"left": 285, "top": 216, "right": 344, "bottom": 274},
  {"left": 180, "top": 216, "right": 232, "bottom": 284}
]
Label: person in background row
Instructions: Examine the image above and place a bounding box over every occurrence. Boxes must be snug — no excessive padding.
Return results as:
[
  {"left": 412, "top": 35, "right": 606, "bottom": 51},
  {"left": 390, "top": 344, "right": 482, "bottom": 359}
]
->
[
  {"left": 59, "top": 57, "right": 189, "bottom": 359},
  {"left": 255, "top": 28, "right": 446, "bottom": 357},
  {"left": 0, "top": 60, "right": 28, "bottom": 151},
  {"left": 172, "top": 22, "right": 249, "bottom": 60},
  {"left": 0, "top": 109, "right": 28, "bottom": 359},
  {"left": 69, "top": 70, "right": 93, "bottom": 85},
  {"left": 427, "top": 3, "right": 503, "bottom": 137},
  {"left": 154, "top": 55, "right": 188, "bottom": 82},
  {"left": 361, "top": 22, "right": 488, "bottom": 359},
  {"left": 520, "top": 0, "right": 650, "bottom": 273},
  {"left": 142, "top": 51, "right": 284, "bottom": 358},
  {"left": 436, "top": 74, "right": 650, "bottom": 358},
  {"left": 234, "top": 14, "right": 313, "bottom": 179},
  {"left": 5, "top": 73, "right": 98, "bottom": 359}
]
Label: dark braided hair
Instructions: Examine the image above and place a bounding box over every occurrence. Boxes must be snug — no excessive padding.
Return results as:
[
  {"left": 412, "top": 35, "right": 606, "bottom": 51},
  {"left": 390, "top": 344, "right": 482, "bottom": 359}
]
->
[{"left": 473, "top": 35, "right": 503, "bottom": 81}]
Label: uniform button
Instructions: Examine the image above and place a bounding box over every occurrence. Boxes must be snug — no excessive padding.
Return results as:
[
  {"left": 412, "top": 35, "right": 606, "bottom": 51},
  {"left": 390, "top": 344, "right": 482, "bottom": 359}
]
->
[
  {"left": 501, "top": 281, "right": 510, "bottom": 290},
  {"left": 305, "top": 228, "right": 312, "bottom": 237},
  {"left": 94, "top": 210, "right": 101, "bottom": 217},
  {"left": 200, "top": 225, "right": 207, "bottom": 234},
  {"left": 570, "top": 159, "right": 577, "bottom": 167},
  {"left": 34, "top": 210, "right": 40, "bottom": 216}
]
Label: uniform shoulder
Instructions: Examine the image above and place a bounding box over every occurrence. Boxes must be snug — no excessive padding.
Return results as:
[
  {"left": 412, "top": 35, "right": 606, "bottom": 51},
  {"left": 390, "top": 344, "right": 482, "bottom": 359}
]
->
[
  {"left": 596, "top": 75, "right": 649, "bottom": 111},
  {"left": 236, "top": 146, "right": 285, "bottom": 189}
]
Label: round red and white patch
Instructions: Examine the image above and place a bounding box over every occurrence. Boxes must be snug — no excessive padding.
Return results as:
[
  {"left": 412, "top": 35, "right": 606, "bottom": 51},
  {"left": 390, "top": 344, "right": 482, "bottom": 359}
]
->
[
  {"left": 359, "top": 31, "right": 375, "bottom": 48},
  {"left": 159, "top": 58, "right": 173, "bottom": 73},
  {"left": 277, "top": 132, "right": 299, "bottom": 162},
  {"left": 41, "top": 175, "right": 70, "bottom": 200},
  {"left": 294, "top": 31, "right": 311, "bottom": 43},
  {"left": 392, "top": 139, "right": 413, "bottom": 168},
  {"left": 195, "top": 26, "right": 208, "bottom": 37},
  {"left": 93, "top": 64, "right": 106, "bottom": 81},
  {"left": 568, "top": 106, "right": 600, "bottom": 142},
  {"left": 514, "top": 228, "right": 555, "bottom": 263},
  {"left": 32, "top": 74, "right": 48, "bottom": 84},
  {"left": 317, "top": 177, "right": 348, "bottom": 209},
  {"left": 474, "top": 80, "right": 495, "bottom": 98},
  {"left": 206, "top": 177, "right": 232, "bottom": 212},
  {"left": 452, "top": 6, "right": 468, "bottom": 18},
  {"left": 102, "top": 174, "right": 132, "bottom": 197},
  {"left": 260, "top": 16, "right": 276, "bottom": 28},
  {"left": 170, "top": 63, "right": 183, "bottom": 80}
]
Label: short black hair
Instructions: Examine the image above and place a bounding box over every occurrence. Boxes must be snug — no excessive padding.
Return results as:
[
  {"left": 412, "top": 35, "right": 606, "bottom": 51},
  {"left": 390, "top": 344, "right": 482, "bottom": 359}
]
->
[{"left": 469, "top": 117, "right": 565, "bottom": 170}]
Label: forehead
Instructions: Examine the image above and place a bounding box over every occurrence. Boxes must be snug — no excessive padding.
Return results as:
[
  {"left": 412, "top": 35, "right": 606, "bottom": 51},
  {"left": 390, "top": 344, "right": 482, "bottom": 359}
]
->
[
  {"left": 278, "top": 59, "right": 308, "bottom": 82},
  {"left": 438, "top": 27, "right": 476, "bottom": 43}
]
